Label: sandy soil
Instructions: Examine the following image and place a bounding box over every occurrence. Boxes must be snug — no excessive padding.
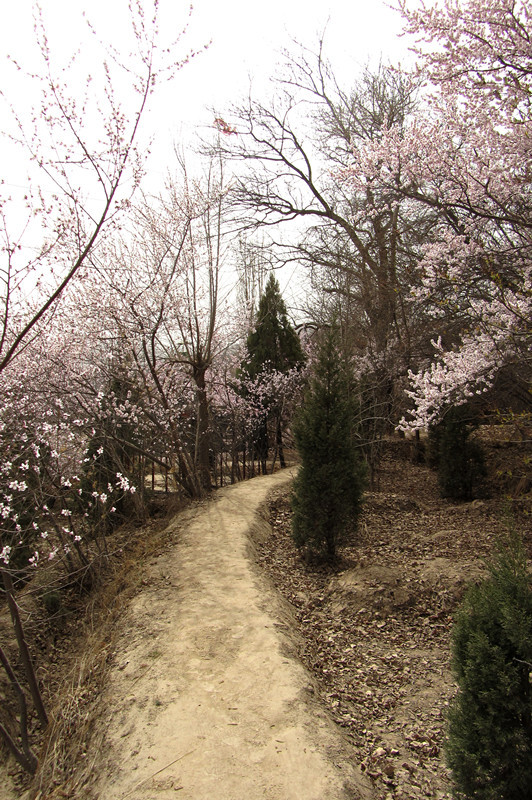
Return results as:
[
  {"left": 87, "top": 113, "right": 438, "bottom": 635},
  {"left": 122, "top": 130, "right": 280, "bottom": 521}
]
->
[{"left": 85, "top": 469, "right": 373, "bottom": 800}]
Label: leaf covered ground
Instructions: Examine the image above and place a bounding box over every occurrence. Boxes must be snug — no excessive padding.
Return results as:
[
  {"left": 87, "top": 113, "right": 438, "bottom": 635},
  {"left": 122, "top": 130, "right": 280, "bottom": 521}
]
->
[{"left": 256, "top": 435, "right": 532, "bottom": 800}]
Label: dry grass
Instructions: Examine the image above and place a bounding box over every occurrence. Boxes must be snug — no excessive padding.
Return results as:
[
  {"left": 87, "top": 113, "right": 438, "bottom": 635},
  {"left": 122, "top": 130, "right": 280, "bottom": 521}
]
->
[{"left": 27, "top": 507, "right": 184, "bottom": 800}]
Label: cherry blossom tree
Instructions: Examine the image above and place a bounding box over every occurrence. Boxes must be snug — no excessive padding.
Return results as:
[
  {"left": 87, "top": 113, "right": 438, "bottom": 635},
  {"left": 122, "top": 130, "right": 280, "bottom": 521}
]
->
[
  {"left": 0, "top": 0, "right": 202, "bottom": 376},
  {"left": 0, "top": 0, "right": 205, "bottom": 773},
  {"left": 385, "top": 0, "right": 532, "bottom": 428}
]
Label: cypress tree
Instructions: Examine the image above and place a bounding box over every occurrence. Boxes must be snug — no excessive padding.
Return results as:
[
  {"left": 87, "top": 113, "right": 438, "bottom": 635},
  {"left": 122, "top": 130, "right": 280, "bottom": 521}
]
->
[
  {"left": 446, "top": 536, "right": 532, "bottom": 799},
  {"left": 291, "top": 327, "right": 366, "bottom": 561},
  {"left": 243, "top": 273, "right": 305, "bottom": 379},
  {"left": 240, "top": 274, "right": 305, "bottom": 469}
]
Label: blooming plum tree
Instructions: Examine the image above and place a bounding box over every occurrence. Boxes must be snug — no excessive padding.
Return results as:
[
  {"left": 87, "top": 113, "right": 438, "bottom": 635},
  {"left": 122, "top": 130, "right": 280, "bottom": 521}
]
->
[
  {"left": 88, "top": 158, "right": 231, "bottom": 496},
  {"left": 386, "top": 0, "right": 532, "bottom": 428},
  {"left": 0, "top": 0, "right": 206, "bottom": 773},
  {"left": 0, "top": 0, "right": 202, "bottom": 375}
]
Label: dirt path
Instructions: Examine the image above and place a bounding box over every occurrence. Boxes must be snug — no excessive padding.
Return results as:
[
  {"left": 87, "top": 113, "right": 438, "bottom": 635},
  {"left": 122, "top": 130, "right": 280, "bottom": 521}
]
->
[{"left": 89, "top": 470, "right": 372, "bottom": 800}]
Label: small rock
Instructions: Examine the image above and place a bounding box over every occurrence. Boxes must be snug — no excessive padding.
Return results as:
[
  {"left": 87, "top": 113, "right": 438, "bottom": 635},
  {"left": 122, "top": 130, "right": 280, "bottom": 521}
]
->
[{"left": 383, "top": 761, "right": 395, "bottom": 778}]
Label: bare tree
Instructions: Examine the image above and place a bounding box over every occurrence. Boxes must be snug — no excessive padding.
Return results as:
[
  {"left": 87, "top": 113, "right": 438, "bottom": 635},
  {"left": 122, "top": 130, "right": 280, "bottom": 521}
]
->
[
  {"left": 88, "top": 155, "right": 230, "bottom": 496},
  {"left": 211, "top": 46, "right": 438, "bottom": 476}
]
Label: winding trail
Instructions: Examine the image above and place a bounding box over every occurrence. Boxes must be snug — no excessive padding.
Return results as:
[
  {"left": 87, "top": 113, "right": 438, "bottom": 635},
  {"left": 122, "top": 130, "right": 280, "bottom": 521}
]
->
[{"left": 92, "top": 469, "right": 371, "bottom": 800}]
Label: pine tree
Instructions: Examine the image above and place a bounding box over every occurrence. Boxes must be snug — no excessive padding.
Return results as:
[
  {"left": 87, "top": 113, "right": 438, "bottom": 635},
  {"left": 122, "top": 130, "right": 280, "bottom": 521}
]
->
[
  {"left": 240, "top": 274, "right": 305, "bottom": 469},
  {"left": 291, "top": 327, "right": 366, "bottom": 561},
  {"left": 446, "top": 536, "right": 532, "bottom": 799},
  {"left": 243, "top": 273, "right": 305, "bottom": 379}
]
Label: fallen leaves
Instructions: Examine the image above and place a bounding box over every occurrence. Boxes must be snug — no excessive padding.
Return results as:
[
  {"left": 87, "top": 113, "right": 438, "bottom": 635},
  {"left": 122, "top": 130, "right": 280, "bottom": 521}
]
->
[{"left": 256, "top": 444, "right": 531, "bottom": 800}]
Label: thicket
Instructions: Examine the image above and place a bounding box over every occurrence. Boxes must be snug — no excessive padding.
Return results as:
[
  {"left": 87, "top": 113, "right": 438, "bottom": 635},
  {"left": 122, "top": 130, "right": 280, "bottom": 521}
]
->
[
  {"left": 291, "top": 328, "right": 366, "bottom": 561},
  {"left": 446, "top": 535, "right": 532, "bottom": 799}
]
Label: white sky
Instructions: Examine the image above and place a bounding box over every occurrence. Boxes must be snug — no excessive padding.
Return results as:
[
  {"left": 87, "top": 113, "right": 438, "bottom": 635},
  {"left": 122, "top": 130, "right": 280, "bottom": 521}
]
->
[
  {"left": 0, "top": 0, "right": 415, "bottom": 312},
  {"left": 0, "top": 0, "right": 412, "bottom": 175},
  {"left": 171, "top": 0, "right": 410, "bottom": 130},
  {"left": 160, "top": 0, "right": 414, "bottom": 167}
]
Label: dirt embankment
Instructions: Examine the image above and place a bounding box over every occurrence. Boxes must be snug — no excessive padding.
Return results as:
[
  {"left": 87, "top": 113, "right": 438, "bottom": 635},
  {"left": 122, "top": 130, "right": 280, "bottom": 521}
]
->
[{"left": 256, "top": 440, "right": 532, "bottom": 800}]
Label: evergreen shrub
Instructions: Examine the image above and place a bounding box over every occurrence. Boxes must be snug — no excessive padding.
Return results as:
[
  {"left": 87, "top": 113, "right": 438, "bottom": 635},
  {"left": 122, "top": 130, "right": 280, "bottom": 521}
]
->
[
  {"left": 291, "top": 328, "right": 366, "bottom": 561},
  {"left": 446, "top": 536, "right": 532, "bottom": 799},
  {"left": 429, "top": 406, "right": 486, "bottom": 500}
]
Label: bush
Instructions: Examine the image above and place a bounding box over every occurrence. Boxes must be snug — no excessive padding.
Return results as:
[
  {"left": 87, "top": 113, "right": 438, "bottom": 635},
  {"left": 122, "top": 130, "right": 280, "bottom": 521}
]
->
[
  {"left": 446, "top": 535, "right": 532, "bottom": 799},
  {"left": 429, "top": 406, "right": 486, "bottom": 500},
  {"left": 42, "top": 589, "right": 62, "bottom": 616},
  {"left": 291, "top": 327, "right": 366, "bottom": 561}
]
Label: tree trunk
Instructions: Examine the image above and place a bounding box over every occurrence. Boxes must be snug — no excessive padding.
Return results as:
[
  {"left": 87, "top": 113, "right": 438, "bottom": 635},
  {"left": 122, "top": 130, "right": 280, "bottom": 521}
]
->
[
  {"left": 194, "top": 366, "right": 212, "bottom": 492},
  {"left": 1, "top": 569, "right": 48, "bottom": 728},
  {"left": 0, "top": 644, "right": 38, "bottom": 774},
  {"left": 276, "top": 417, "right": 286, "bottom": 469}
]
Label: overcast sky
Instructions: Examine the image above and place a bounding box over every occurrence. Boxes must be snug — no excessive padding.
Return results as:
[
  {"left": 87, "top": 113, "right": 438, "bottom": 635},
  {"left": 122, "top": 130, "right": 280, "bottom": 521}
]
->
[
  {"left": 0, "top": 0, "right": 415, "bottom": 309},
  {"left": 173, "top": 0, "right": 411, "bottom": 128},
  {"left": 0, "top": 0, "right": 413, "bottom": 165},
  {"left": 163, "top": 0, "right": 416, "bottom": 160}
]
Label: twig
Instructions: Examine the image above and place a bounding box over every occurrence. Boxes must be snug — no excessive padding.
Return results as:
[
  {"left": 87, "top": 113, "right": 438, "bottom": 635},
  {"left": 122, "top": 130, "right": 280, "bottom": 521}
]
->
[
  {"left": 122, "top": 749, "right": 196, "bottom": 797},
  {"left": 514, "top": 657, "right": 532, "bottom": 669}
]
